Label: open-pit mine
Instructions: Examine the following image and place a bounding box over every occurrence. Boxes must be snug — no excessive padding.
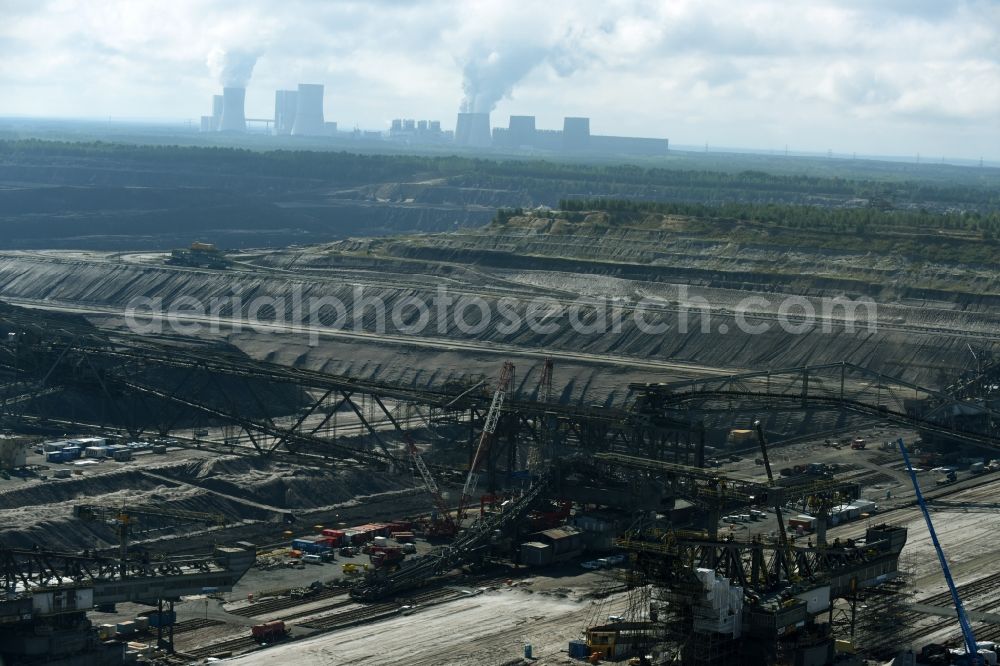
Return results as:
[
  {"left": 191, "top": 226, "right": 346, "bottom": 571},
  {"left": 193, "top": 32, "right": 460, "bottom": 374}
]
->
[{"left": 2, "top": 138, "right": 1000, "bottom": 666}]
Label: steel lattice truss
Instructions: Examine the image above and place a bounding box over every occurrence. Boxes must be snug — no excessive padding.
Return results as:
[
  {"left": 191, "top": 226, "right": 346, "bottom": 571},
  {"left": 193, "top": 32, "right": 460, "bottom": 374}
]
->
[
  {"left": 619, "top": 524, "right": 907, "bottom": 597},
  {"left": 0, "top": 304, "right": 702, "bottom": 474},
  {"left": 631, "top": 362, "right": 1000, "bottom": 450}
]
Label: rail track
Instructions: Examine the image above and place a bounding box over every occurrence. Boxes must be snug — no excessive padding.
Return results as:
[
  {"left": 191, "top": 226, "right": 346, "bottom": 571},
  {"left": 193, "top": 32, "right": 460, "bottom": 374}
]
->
[
  {"left": 183, "top": 580, "right": 494, "bottom": 660},
  {"left": 861, "top": 572, "right": 1000, "bottom": 658},
  {"left": 226, "top": 588, "right": 349, "bottom": 618},
  {"left": 299, "top": 587, "right": 468, "bottom": 631},
  {"left": 180, "top": 634, "right": 261, "bottom": 660},
  {"left": 169, "top": 617, "right": 226, "bottom": 635}
]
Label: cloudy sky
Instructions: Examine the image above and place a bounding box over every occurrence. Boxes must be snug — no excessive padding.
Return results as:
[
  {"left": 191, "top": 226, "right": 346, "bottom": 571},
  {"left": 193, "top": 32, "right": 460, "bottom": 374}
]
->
[{"left": 1, "top": 0, "right": 998, "bottom": 159}]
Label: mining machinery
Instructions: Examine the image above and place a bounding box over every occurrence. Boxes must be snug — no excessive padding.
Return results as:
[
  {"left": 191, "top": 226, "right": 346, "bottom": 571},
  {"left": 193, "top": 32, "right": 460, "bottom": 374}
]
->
[
  {"left": 350, "top": 470, "right": 549, "bottom": 602},
  {"left": 72, "top": 503, "right": 228, "bottom": 577},
  {"left": 0, "top": 542, "right": 255, "bottom": 664},
  {"left": 458, "top": 361, "right": 515, "bottom": 522},
  {"left": 898, "top": 438, "right": 982, "bottom": 665}
]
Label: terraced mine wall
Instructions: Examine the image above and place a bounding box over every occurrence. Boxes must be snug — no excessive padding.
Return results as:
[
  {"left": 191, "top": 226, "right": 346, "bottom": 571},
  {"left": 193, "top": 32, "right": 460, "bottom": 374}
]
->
[
  {"left": 0, "top": 456, "right": 421, "bottom": 551},
  {"left": 0, "top": 254, "right": 992, "bottom": 396}
]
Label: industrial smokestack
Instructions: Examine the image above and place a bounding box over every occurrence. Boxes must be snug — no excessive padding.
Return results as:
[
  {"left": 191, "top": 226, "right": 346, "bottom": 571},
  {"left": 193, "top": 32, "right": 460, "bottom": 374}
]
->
[
  {"left": 291, "top": 84, "right": 325, "bottom": 136},
  {"left": 218, "top": 87, "right": 247, "bottom": 132},
  {"left": 454, "top": 112, "right": 491, "bottom": 147}
]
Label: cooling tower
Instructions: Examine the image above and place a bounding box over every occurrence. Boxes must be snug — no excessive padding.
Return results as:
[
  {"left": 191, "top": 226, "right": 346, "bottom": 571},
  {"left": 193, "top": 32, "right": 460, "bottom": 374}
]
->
[
  {"left": 274, "top": 90, "right": 298, "bottom": 135},
  {"left": 454, "top": 112, "right": 491, "bottom": 147},
  {"left": 562, "top": 117, "right": 591, "bottom": 151},
  {"left": 218, "top": 87, "right": 247, "bottom": 132},
  {"left": 508, "top": 115, "right": 537, "bottom": 148},
  {"left": 211, "top": 95, "right": 224, "bottom": 131},
  {"left": 291, "top": 84, "right": 325, "bottom": 136}
]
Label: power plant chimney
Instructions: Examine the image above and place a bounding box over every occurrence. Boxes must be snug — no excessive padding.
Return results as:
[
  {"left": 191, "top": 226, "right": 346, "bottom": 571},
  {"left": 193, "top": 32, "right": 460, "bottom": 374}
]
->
[
  {"left": 454, "top": 112, "right": 491, "bottom": 147},
  {"left": 291, "top": 84, "right": 325, "bottom": 136},
  {"left": 218, "top": 87, "right": 247, "bottom": 132}
]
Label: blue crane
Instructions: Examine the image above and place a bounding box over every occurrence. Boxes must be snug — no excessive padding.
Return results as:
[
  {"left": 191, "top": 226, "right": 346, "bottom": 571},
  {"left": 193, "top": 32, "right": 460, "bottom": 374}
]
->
[{"left": 897, "top": 437, "right": 982, "bottom": 665}]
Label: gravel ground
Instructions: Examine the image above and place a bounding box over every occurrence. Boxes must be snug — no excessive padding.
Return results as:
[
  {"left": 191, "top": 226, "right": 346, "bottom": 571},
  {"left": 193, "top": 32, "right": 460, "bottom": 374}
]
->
[{"left": 229, "top": 586, "right": 628, "bottom": 666}]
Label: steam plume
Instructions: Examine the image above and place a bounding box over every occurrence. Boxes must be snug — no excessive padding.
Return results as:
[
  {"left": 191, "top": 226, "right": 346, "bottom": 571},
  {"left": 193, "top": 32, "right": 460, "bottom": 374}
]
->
[{"left": 207, "top": 47, "right": 261, "bottom": 88}]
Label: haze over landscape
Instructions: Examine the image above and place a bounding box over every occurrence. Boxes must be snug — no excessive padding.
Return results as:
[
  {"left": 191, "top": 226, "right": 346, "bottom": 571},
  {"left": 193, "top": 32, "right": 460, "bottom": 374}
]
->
[{"left": 2, "top": 0, "right": 998, "bottom": 160}]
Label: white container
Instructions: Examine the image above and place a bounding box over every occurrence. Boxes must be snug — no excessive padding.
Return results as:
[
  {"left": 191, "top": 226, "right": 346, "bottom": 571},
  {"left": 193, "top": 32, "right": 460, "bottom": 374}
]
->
[{"left": 85, "top": 446, "right": 107, "bottom": 459}]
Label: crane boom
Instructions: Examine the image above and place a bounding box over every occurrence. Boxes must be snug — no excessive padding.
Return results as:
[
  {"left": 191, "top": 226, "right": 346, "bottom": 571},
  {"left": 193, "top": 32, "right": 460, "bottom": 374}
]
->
[
  {"left": 368, "top": 397, "right": 457, "bottom": 536},
  {"left": 405, "top": 435, "right": 456, "bottom": 535},
  {"left": 459, "top": 362, "right": 514, "bottom": 520},
  {"left": 753, "top": 420, "right": 790, "bottom": 549},
  {"left": 897, "top": 438, "right": 981, "bottom": 662}
]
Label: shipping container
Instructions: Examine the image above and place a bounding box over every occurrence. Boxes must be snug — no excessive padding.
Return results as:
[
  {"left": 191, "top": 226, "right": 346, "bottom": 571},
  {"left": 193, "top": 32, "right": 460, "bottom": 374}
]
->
[
  {"left": 346, "top": 529, "right": 374, "bottom": 544},
  {"left": 291, "top": 537, "right": 331, "bottom": 554},
  {"left": 390, "top": 531, "right": 415, "bottom": 543},
  {"left": 251, "top": 621, "right": 286, "bottom": 642},
  {"left": 84, "top": 446, "right": 107, "bottom": 458},
  {"left": 319, "top": 529, "right": 344, "bottom": 546},
  {"left": 568, "top": 639, "right": 590, "bottom": 659},
  {"left": 850, "top": 499, "right": 876, "bottom": 513},
  {"left": 62, "top": 447, "right": 82, "bottom": 459},
  {"left": 788, "top": 514, "right": 816, "bottom": 531},
  {"left": 133, "top": 616, "right": 149, "bottom": 631},
  {"left": 112, "top": 449, "right": 132, "bottom": 462},
  {"left": 46, "top": 451, "right": 66, "bottom": 463},
  {"left": 520, "top": 541, "right": 553, "bottom": 567},
  {"left": 116, "top": 621, "right": 136, "bottom": 636},
  {"left": 43, "top": 441, "right": 69, "bottom": 453}
]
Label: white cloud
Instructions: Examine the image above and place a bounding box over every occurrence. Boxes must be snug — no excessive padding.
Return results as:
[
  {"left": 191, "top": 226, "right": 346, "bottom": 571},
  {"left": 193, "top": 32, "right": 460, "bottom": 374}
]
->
[{"left": 0, "top": 0, "right": 996, "bottom": 158}]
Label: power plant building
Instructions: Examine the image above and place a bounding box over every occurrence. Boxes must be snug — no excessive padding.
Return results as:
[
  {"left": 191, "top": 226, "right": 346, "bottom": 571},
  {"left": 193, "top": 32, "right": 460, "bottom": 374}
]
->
[
  {"left": 274, "top": 90, "right": 298, "bottom": 135},
  {"left": 492, "top": 115, "right": 666, "bottom": 156},
  {"left": 196, "top": 81, "right": 665, "bottom": 155},
  {"left": 291, "top": 84, "right": 325, "bottom": 136},
  {"left": 389, "top": 118, "right": 445, "bottom": 142}
]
